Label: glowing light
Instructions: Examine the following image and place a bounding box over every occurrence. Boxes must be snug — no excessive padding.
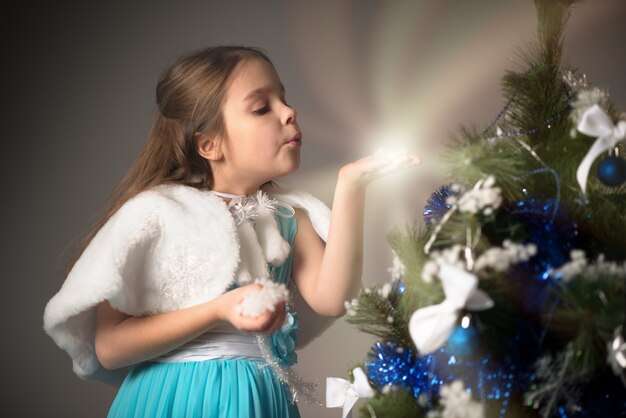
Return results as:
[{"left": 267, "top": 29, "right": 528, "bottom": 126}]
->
[
  {"left": 374, "top": 147, "right": 411, "bottom": 166},
  {"left": 461, "top": 315, "right": 471, "bottom": 329},
  {"left": 285, "top": 0, "right": 533, "bottom": 157}
]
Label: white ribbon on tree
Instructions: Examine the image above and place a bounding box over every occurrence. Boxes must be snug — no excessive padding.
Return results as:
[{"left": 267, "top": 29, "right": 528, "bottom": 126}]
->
[
  {"left": 326, "top": 367, "right": 375, "bottom": 418},
  {"left": 576, "top": 104, "right": 626, "bottom": 196},
  {"left": 409, "top": 263, "right": 494, "bottom": 356},
  {"left": 608, "top": 326, "right": 626, "bottom": 375}
]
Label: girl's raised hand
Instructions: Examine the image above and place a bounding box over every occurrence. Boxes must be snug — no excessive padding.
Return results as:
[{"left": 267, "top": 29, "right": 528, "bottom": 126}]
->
[
  {"left": 215, "top": 283, "right": 287, "bottom": 335},
  {"left": 338, "top": 150, "right": 421, "bottom": 190}
]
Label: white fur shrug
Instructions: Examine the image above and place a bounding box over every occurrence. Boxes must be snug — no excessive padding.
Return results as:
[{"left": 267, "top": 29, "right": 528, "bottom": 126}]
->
[{"left": 43, "top": 182, "right": 330, "bottom": 385}]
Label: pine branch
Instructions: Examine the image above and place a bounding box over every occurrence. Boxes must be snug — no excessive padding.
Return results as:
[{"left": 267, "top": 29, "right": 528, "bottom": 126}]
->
[
  {"left": 572, "top": 193, "right": 626, "bottom": 261},
  {"left": 549, "top": 274, "right": 625, "bottom": 375},
  {"left": 346, "top": 286, "right": 412, "bottom": 347},
  {"left": 387, "top": 226, "right": 445, "bottom": 318},
  {"left": 360, "top": 388, "right": 424, "bottom": 418},
  {"left": 534, "top": 0, "right": 584, "bottom": 62},
  {"left": 525, "top": 344, "right": 584, "bottom": 418},
  {"left": 386, "top": 225, "right": 428, "bottom": 285},
  {"left": 442, "top": 127, "right": 529, "bottom": 201}
]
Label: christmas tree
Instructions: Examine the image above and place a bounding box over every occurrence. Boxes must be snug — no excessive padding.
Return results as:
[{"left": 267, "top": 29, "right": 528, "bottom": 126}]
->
[{"left": 326, "top": 1, "right": 626, "bottom": 417}]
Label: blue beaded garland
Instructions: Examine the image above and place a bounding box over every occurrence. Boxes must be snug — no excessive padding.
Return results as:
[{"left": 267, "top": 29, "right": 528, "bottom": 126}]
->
[{"left": 597, "top": 156, "right": 626, "bottom": 187}]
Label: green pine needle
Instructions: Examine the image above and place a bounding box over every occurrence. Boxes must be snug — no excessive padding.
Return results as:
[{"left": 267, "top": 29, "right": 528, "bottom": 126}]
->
[
  {"left": 386, "top": 226, "right": 444, "bottom": 318},
  {"left": 345, "top": 285, "right": 412, "bottom": 347},
  {"left": 549, "top": 274, "right": 625, "bottom": 375},
  {"left": 441, "top": 127, "right": 528, "bottom": 201},
  {"left": 360, "top": 388, "right": 425, "bottom": 418}
]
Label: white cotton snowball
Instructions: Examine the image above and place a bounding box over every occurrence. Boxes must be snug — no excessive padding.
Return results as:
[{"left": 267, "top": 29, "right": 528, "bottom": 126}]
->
[{"left": 235, "top": 278, "right": 290, "bottom": 317}]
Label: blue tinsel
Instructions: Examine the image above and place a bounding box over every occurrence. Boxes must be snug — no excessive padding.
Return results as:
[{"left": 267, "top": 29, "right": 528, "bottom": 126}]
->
[
  {"left": 365, "top": 341, "right": 445, "bottom": 404},
  {"left": 423, "top": 184, "right": 457, "bottom": 227},
  {"left": 365, "top": 319, "right": 625, "bottom": 416},
  {"left": 365, "top": 341, "right": 522, "bottom": 416}
]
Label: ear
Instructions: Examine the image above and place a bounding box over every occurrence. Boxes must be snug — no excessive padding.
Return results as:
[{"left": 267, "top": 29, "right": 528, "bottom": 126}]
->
[{"left": 195, "top": 131, "right": 223, "bottom": 161}]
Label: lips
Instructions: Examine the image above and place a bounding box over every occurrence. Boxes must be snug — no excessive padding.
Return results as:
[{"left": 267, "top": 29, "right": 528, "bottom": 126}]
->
[{"left": 286, "top": 133, "right": 302, "bottom": 146}]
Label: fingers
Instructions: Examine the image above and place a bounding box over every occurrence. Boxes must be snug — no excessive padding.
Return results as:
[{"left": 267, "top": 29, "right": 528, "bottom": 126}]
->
[
  {"left": 239, "top": 302, "right": 286, "bottom": 334},
  {"left": 359, "top": 155, "right": 393, "bottom": 173},
  {"left": 261, "top": 302, "right": 287, "bottom": 334},
  {"left": 244, "top": 283, "right": 264, "bottom": 294},
  {"left": 355, "top": 154, "right": 418, "bottom": 176},
  {"left": 377, "top": 155, "right": 421, "bottom": 176},
  {"left": 250, "top": 302, "right": 286, "bottom": 335},
  {"left": 239, "top": 310, "right": 272, "bottom": 334},
  {"left": 367, "top": 152, "right": 420, "bottom": 179}
]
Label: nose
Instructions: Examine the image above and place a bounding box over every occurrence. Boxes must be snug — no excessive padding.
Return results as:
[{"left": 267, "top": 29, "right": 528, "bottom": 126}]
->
[{"left": 281, "top": 102, "right": 297, "bottom": 125}]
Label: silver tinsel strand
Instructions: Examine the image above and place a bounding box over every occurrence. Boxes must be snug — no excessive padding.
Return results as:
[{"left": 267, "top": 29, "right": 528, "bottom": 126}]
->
[{"left": 256, "top": 334, "right": 323, "bottom": 406}]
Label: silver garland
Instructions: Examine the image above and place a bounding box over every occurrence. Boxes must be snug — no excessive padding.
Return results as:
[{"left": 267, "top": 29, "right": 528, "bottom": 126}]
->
[{"left": 255, "top": 333, "right": 323, "bottom": 406}]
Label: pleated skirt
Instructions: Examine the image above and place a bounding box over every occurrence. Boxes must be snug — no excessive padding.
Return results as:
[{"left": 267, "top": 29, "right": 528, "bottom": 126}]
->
[{"left": 107, "top": 359, "right": 301, "bottom": 418}]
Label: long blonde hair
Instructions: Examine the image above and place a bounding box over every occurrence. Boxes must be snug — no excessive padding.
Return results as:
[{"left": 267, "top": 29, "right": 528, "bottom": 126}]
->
[{"left": 64, "top": 45, "right": 276, "bottom": 276}]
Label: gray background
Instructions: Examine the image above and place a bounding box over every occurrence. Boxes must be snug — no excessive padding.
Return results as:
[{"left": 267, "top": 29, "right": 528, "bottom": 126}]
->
[{"left": 4, "top": 0, "right": 626, "bottom": 417}]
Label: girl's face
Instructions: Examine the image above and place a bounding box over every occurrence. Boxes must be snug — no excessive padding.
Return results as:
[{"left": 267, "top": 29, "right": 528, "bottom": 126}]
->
[{"left": 211, "top": 58, "right": 301, "bottom": 193}]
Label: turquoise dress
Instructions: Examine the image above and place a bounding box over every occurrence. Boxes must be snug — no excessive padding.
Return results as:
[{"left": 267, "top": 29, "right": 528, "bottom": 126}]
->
[{"left": 107, "top": 213, "right": 300, "bottom": 418}]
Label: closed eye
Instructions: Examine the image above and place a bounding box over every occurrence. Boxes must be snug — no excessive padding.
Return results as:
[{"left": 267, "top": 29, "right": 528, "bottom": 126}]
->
[
  {"left": 252, "top": 94, "right": 289, "bottom": 115},
  {"left": 253, "top": 106, "right": 270, "bottom": 115}
]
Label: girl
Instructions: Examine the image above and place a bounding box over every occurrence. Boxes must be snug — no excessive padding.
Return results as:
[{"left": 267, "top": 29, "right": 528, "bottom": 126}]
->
[{"left": 43, "top": 45, "right": 420, "bottom": 417}]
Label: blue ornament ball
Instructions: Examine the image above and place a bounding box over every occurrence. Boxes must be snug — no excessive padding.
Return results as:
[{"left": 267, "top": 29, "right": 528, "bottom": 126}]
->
[
  {"left": 597, "top": 156, "right": 626, "bottom": 187},
  {"left": 446, "top": 324, "right": 480, "bottom": 359}
]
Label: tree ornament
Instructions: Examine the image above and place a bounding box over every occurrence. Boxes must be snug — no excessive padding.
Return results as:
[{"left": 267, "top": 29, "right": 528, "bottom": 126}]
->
[
  {"left": 409, "top": 264, "right": 493, "bottom": 356},
  {"left": 326, "top": 367, "right": 375, "bottom": 418},
  {"left": 446, "top": 315, "right": 480, "bottom": 359},
  {"left": 575, "top": 104, "right": 626, "bottom": 196},
  {"left": 597, "top": 155, "right": 626, "bottom": 187}
]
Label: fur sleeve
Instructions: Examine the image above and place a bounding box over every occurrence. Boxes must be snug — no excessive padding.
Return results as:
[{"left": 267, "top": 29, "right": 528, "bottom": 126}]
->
[{"left": 43, "top": 192, "right": 162, "bottom": 384}]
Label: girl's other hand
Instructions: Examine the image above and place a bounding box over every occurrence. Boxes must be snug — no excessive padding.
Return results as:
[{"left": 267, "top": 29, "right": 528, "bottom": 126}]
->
[
  {"left": 338, "top": 151, "right": 421, "bottom": 190},
  {"left": 216, "top": 283, "right": 287, "bottom": 335}
]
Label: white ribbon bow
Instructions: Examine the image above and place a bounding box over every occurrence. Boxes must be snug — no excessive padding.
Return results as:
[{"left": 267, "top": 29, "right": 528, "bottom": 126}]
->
[
  {"left": 576, "top": 104, "right": 626, "bottom": 196},
  {"left": 608, "top": 326, "right": 626, "bottom": 376},
  {"left": 409, "top": 263, "right": 494, "bottom": 356},
  {"left": 326, "top": 367, "right": 375, "bottom": 418}
]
